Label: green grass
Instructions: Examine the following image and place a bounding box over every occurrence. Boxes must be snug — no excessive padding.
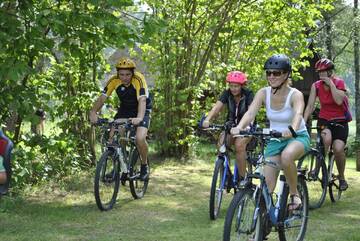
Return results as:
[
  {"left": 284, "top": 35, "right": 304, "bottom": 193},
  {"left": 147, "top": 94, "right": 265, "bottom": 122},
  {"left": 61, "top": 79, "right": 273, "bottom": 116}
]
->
[{"left": 1, "top": 155, "right": 360, "bottom": 241}]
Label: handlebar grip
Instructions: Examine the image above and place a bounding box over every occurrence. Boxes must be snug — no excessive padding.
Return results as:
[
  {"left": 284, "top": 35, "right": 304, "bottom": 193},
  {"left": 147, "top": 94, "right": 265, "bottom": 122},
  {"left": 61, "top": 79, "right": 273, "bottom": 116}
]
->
[
  {"left": 288, "top": 125, "right": 297, "bottom": 138},
  {"left": 272, "top": 131, "right": 283, "bottom": 138}
]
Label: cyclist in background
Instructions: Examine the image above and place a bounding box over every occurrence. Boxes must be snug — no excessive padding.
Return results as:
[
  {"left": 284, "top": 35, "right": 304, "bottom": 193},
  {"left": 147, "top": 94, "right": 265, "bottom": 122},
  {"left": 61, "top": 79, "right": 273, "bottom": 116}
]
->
[
  {"left": 231, "top": 54, "right": 310, "bottom": 211},
  {"left": 89, "top": 57, "right": 152, "bottom": 180},
  {"left": 201, "top": 71, "right": 254, "bottom": 181},
  {"left": 304, "top": 58, "right": 350, "bottom": 191}
]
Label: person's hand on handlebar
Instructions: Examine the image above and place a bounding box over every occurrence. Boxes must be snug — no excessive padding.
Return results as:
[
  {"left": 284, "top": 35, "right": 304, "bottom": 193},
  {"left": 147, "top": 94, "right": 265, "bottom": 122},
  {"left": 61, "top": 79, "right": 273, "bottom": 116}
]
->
[
  {"left": 202, "top": 120, "right": 210, "bottom": 128},
  {"left": 230, "top": 125, "right": 250, "bottom": 135},
  {"left": 130, "top": 117, "right": 142, "bottom": 126}
]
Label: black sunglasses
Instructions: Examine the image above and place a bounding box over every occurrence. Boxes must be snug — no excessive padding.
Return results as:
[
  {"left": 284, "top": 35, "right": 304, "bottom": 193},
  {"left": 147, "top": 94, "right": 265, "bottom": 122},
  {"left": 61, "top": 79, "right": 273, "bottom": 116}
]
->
[{"left": 266, "top": 70, "right": 284, "bottom": 77}]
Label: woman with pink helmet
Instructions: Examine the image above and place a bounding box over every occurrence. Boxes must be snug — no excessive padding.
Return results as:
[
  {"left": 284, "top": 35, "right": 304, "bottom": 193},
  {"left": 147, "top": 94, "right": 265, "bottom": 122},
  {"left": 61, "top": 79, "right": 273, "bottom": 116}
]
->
[{"left": 201, "top": 71, "right": 254, "bottom": 181}]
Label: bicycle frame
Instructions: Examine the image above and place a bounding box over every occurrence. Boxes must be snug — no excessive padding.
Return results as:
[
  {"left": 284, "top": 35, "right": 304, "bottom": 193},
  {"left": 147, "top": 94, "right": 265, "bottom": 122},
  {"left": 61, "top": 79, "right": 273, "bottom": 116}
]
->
[
  {"left": 218, "top": 147, "right": 240, "bottom": 192},
  {"left": 236, "top": 128, "right": 304, "bottom": 226}
]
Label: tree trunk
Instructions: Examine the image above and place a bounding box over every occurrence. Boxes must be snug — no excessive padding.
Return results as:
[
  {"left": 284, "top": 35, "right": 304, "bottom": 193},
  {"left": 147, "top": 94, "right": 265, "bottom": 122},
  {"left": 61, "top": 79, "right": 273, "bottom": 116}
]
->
[
  {"left": 354, "top": 0, "right": 360, "bottom": 171},
  {"left": 325, "top": 13, "right": 332, "bottom": 59}
]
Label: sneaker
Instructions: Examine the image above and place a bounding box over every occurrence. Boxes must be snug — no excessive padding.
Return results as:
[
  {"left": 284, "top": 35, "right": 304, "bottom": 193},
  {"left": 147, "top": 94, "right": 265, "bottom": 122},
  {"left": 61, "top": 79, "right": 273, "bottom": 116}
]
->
[
  {"left": 339, "top": 179, "right": 348, "bottom": 191},
  {"left": 288, "top": 194, "right": 302, "bottom": 211},
  {"left": 140, "top": 164, "right": 149, "bottom": 181}
]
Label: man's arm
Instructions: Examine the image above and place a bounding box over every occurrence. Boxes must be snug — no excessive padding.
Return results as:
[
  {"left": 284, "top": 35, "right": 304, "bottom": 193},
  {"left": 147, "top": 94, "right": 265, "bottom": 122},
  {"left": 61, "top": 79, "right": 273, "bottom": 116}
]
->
[{"left": 89, "top": 94, "right": 107, "bottom": 123}]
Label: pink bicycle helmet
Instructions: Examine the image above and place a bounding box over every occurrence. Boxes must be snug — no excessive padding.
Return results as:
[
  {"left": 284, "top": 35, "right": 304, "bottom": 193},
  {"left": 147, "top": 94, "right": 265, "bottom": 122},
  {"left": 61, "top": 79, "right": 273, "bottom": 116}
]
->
[
  {"left": 226, "top": 71, "right": 247, "bottom": 84},
  {"left": 315, "top": 58, "right": 334, "bottom": 71}
]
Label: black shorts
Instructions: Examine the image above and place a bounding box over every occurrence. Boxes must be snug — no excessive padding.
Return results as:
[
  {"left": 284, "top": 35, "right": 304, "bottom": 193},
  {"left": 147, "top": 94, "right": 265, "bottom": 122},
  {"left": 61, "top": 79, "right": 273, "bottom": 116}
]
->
[
  {"left": 317, "top": 118, "right": 349, "bottom": 144},
  {"left": 114, "top": 109, "right": 151, "bottom": 129}
]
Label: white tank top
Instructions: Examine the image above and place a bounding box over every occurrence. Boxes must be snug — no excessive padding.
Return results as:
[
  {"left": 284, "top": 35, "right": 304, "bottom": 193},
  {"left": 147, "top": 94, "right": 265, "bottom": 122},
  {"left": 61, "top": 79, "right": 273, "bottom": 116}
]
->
[{"left": 265, "top": 87, "right": 307, "bottom": 133}]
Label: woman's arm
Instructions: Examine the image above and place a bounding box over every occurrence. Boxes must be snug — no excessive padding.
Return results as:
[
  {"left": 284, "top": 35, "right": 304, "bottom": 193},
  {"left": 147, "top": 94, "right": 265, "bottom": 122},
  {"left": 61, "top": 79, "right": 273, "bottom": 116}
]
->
[
  {"left": 291, "top": 90, "right": 305, "bottom": 131},
  {"left": 203, "top": 101, "right": 224, "bottom": 127},
  {"left": 303, "top": 84, "right": 317, "bottom": 122},
  {"left": 324, "top": 77, "right": 346, "bottom": 105}
]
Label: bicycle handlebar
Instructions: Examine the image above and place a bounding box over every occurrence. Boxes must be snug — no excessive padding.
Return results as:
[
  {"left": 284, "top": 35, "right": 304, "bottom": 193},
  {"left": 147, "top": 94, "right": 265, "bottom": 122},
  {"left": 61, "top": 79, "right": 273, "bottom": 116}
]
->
[
  {"left": 95, "top": 118, "right": 135, "bottom": 129},
  {"left": 235, "top": 128, "right": 283, "bottom": 138}
]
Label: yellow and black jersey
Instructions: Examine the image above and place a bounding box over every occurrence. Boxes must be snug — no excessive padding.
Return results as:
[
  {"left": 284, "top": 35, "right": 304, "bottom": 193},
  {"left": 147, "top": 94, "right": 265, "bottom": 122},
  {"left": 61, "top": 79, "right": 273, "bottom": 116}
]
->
[{"left": 102, "top": 71, "right": 152, "bottom": 118}]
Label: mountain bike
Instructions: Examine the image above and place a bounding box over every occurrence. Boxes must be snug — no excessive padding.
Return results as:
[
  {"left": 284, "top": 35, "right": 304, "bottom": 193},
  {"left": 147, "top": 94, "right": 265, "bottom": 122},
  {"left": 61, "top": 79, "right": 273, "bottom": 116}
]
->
[
  {"left": 223, "top": 127, "right": 309, "bottom": 241},
  {"left": 202, "top": 123, "right": 240, "bottom": 220},
  {"left": 93, "top": 118, "right": 149, "bottom": 211},
  {"left": 298, "top": 120, "right": 347, "bottom": 206},
  {"left": 201, "top": 123, "right": 256, "bottom": 220},
  {"left": 296, "top": 126, "right": 328, "bottom": 209}
]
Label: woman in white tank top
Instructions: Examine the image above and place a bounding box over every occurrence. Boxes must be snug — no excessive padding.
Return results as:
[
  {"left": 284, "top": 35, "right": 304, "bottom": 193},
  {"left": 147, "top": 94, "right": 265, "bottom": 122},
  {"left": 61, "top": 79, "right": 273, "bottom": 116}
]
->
[{"left": 231, "top": 54, "right": 310, "bottom": 211}]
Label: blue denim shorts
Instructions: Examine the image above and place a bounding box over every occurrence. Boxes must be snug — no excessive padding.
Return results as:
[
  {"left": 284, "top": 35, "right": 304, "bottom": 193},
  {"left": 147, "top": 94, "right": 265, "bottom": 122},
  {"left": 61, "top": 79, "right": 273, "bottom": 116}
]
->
[{"left": 264, "top": 130, "right": 311, "bottom": 158}]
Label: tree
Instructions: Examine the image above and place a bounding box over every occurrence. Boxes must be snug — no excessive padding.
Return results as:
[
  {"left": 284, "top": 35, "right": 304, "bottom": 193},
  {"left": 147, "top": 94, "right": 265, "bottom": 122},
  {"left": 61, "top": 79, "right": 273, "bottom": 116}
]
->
[
  {"left": 0, "top": 0, "right": 145, "bottom": 186},
  {"left": 141, "top": 0, "right": 333, "bottom": 157}
]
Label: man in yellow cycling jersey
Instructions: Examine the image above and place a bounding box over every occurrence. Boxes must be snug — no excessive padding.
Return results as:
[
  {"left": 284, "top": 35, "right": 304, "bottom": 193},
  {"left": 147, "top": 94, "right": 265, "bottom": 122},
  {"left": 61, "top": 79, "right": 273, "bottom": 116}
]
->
[{"left": 89, "top": 57, "right": 151, "bottom": 180}]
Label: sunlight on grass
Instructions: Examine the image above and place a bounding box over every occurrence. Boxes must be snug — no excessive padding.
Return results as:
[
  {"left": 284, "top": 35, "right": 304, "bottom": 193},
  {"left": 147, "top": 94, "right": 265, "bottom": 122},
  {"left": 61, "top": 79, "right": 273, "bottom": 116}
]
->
[{"left": 0, "top": 153, "right": 360, "bottom": 241}]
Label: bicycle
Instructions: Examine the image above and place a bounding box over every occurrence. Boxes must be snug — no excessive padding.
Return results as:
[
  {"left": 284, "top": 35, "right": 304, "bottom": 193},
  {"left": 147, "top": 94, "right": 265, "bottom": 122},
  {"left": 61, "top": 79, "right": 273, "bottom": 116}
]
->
[
  {"left": 320, "top": 120, "right": 347, "bottom": 202},
  {"left": 201, "top": 123, "right": 255, "bottom": 220},
  {"left": 93, "top": 118, "right": 149, "bottom": 211},
  {"left": 296, "top": 126, "right": 328, "bottom": 210},
  {"left": 298, "top": 118, "right": 348, "bottom": 206},
  {"left": 223, "top": 127, "right": 309, "bottom": 241}
]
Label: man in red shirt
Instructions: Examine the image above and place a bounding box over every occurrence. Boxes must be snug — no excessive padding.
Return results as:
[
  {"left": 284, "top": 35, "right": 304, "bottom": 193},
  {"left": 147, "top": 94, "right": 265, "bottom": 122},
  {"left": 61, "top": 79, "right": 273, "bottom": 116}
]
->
[{"left": 304, "top": 58, "right": 351, "bottom": 191}]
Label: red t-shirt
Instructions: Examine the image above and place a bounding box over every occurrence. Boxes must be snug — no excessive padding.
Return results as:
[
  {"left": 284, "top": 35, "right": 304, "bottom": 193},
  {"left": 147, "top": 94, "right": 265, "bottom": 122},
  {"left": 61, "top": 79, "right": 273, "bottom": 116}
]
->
[{"left": 315, "top": 77, "right": 347, "bottom": 121}]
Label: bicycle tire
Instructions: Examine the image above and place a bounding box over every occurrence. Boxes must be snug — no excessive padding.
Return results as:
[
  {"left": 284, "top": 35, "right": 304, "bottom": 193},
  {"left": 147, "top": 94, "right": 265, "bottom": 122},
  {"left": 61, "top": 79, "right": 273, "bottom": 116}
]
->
[
  {"left": 278, "top": 176, "right": 309, "bottom": 241},
  {"left": 94, "top": 150, "right": 120, "bottom": 211},
  {"left": 129, "top": 147, "right": 149, "bottom": 199},
  {"left": 209, "top": 157, "right": 225, "bottom": 220},
  {"left": 223, "top": 188, "right": 263, "bottom": 241},
  {"left": 297, "top": 150, "right": 328, "bottom": 209},
  {"left": 328, "top": 153, "right": 342, "bottom": 202}
]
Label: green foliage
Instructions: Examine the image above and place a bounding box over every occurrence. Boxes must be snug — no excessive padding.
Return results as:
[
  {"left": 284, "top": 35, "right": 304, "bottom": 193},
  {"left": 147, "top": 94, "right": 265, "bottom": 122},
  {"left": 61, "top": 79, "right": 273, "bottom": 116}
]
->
[
  {"left": 0, "top": 1, "right": 147, "bottom": 187},
  {"left": 141, "top": 0, "right": 334, "bottom": 156},
  {"left": 11, "top": 133, "right": 87, "bottom": 188}
]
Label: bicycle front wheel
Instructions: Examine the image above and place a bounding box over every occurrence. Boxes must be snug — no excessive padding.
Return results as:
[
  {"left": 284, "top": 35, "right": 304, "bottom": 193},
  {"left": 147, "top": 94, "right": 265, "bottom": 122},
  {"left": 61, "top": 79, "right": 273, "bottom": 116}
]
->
[
  {"left": 328, "top": 153, "right": 342, "bottom": 202},
  {"left": 278, "top": 176, "right": 309, "bottom": 241},
  {"left": 298, "top": 150, "right": 327, "bottom": 209},
  {"left": 129, "top": 148, "right": 149, "bottom": 199},
  {"left": 209, "top": 157, "right": 225, "bottom": 220},
  {"left": 94, "top": 150, "right": 120, "bottom": 211},
  {"left": 223, "top": 188, "right": 263, "bottom": 241}
]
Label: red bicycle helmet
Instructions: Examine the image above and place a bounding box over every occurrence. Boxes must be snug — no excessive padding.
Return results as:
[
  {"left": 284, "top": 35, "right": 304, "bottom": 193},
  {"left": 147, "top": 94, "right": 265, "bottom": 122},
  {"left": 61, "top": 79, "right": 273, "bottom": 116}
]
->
[
  {"left": 226, "top": 71, "right": 247, "bottom": 84},
  {"left": 315, "top": 58, "right": 334, "bottom": 71}
]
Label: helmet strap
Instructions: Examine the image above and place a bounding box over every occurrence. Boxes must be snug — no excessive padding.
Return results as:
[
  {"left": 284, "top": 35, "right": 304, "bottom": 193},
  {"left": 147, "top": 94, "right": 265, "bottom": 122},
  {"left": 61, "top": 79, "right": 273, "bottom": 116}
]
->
[{"left": 271, "top": 72, "right": 290, "bottom": 95}]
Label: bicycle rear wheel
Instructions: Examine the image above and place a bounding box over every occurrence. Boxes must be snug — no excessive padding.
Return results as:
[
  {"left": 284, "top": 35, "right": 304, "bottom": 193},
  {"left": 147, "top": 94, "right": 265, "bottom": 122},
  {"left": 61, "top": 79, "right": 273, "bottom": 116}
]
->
[
  {"left": 94, "top": 150, "right": 120, "bottom": 211},
  {"left": 328, "top": 153, "right": 342, "bottom": 202},
  {"left": 278, "top": 176, "right": 309, "bottom": 241},
  {"left": 129, "top": 147, "right": 149, "bottom": 199},
  {"left": 297, "top": 150, "right": 327, "bottom": 209},
  {"left": 223, "top": 188, "right": 263, "bottom": 241},
  {"left": 209, "top": 157, "right": 225, "bottom": 220}
]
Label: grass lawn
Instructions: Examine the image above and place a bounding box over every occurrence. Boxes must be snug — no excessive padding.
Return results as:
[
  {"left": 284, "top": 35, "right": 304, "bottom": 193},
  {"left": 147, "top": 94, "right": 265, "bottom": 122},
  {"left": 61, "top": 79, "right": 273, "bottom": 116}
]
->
[{"left": 0, "top": 153, "right": 360, "bottom": 241}]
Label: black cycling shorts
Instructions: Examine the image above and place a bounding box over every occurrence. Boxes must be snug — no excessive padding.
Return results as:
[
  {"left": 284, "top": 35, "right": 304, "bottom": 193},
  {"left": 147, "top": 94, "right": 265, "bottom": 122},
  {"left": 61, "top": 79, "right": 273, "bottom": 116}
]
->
[
  {"left": 114, "top": 109, "right": 151, "bottom": 129},
  {"left": 317, "top": 118, "right": 349, "bottom": 144}
]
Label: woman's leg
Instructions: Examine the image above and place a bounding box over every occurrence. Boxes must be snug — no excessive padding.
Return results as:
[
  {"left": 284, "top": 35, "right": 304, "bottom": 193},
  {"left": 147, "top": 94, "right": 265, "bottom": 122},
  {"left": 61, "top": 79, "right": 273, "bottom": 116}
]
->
[{"left": 280, "top": 141, "right": 305, "bottom": 195}]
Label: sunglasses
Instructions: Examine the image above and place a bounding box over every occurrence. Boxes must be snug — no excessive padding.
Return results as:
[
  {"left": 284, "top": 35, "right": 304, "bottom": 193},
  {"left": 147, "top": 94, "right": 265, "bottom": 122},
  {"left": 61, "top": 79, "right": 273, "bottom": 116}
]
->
[{"left": 266, "top": 70, "right": 284, "bottom": 77}]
